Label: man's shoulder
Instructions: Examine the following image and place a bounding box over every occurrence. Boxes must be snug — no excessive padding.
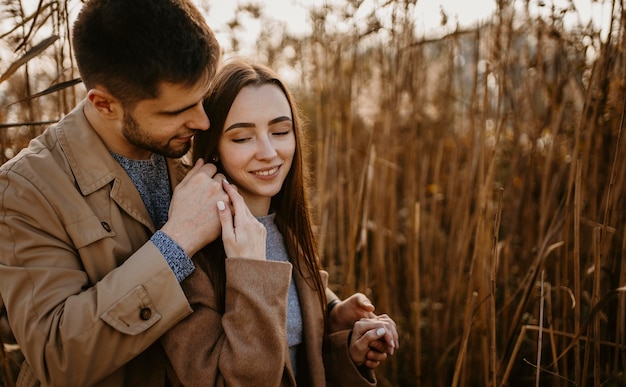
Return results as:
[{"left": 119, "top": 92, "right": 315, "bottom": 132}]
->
[
  {"left": 0, "top": 102, "right": 94, "bottom": 179},
  {"left": 4, "top": 117, "right": 68, "bottom": 163},
  {"left": 0, "top": 124, "right": 63, "bottom": 175}
]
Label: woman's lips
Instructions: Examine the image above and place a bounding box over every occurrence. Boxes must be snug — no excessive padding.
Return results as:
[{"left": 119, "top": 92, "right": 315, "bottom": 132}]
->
[{"left": 251, "top": 166, "right": 280, "bottom": 177}]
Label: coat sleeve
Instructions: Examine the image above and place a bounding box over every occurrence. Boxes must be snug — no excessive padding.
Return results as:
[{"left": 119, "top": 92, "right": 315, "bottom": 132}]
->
[
  {"left": 162, "top": 258, "right": 293, "bottom": 387},
  {"left": 324, "top": 330, "right": 377, "bottom": 386},
  {"left": 0, "top": 169, "right": 192, "bottom": 386}
]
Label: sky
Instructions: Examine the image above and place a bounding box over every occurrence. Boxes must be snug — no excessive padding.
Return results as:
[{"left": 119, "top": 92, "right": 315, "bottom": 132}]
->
[
  {"left": 202, "top": 0, "right": 497, "bottom": 49},
  {"left": 201, "top": 0, "right": 612, "bottom": 35},
  {"left": 11, "top": 0, "right": 615, "bottom": 65},
  {"left": 202, "top": 0, "right": 499, "bottom": 33},
  {"left": 198, "top": 0, "right": 613, "bottom": 56},
  {"left": 17, "top": 0, "right": 614, "bottom": 46}
]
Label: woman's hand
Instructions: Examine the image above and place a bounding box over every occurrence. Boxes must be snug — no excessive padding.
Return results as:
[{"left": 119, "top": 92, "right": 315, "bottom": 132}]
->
[
  {"left": 328, "top": 293, "right": 376, "bottom": 333},
  {"left": 348, "top": 315, "right": 399, "bottom": 368},
  {"left": 217, "top": 180, "right": 266, "bottom": 260}
]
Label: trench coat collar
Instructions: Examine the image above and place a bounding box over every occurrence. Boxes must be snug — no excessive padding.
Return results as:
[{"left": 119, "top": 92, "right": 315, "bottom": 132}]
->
[{"left": 54, "top": 100, "right": 188, "bottom": 232}]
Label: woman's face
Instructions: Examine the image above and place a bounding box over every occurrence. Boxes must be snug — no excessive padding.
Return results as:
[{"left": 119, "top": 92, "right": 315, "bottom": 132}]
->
[{"left": 218, "top": 83, "right": 295, "bottom": 216}]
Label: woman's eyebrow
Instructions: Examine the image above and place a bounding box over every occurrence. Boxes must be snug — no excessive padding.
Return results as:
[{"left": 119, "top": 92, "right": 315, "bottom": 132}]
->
[
  {"left": 224, "top": 122, "right": 255, "bottom": 132},
  {"left": 225, "top": 116, "right": 292, "bottom": 132},
  {"left": 268, "top": 116, "right": 292, "bottom": 125}
]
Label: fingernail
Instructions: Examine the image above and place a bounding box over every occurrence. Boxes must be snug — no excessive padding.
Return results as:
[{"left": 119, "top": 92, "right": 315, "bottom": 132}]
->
[
  {"left": 223, "top": 179, "right": 230, "bottom": 185},
  {"left": 217, "top": 201, "right": 225, "bottom": 211},
  {"left": 376, "top": 328, "right": 385, "bottom": 336}
]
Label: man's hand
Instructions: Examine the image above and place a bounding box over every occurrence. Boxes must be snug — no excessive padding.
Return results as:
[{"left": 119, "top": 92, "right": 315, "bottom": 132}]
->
[{"left": 161, "top": 159, "right": 229, "bottom": 256}]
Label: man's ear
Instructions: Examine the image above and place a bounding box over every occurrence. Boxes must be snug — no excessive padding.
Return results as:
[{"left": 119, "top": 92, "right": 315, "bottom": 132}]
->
[{"left": 87, "top": 87, "right": 123, "bottom": 120}]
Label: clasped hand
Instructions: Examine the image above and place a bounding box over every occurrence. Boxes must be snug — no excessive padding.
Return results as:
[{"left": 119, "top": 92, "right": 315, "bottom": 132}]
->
[{"left": 329, "top": 293, "right": 399, "bottom": 369}]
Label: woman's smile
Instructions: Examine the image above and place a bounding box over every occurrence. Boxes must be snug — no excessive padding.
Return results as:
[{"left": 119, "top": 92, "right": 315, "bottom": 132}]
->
[{"left": 251, "top": 165, "right": 280, "bottom": 178}]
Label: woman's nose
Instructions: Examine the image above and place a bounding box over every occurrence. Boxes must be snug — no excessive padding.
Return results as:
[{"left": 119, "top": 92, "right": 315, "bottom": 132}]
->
[{"left": 256, "top": 135, "right": 278, "bottom": 159}]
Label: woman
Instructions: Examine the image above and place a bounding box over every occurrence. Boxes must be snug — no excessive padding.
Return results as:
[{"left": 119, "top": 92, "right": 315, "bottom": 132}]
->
[{"left": 161, "top": 59, "right": 397, "bottom": 386}]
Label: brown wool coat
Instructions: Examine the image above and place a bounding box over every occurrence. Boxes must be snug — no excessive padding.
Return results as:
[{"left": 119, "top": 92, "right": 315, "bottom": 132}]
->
[
  {"left": 162, "top": 258, "right": 377, "bottom": 387},
  {"left": 0, "top": 102, "right": 193, "bottom": 386}
]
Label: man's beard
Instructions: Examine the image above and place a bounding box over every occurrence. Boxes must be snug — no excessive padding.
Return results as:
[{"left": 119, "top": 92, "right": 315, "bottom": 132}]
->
[{"left": 122, "top": 112, "right": 191, "bottom": 159}]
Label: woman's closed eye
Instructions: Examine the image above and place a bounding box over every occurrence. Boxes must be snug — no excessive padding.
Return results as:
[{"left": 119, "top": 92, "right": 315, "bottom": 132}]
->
[
  {"left": 232, "top": 137, "right": 251, "bottom": 143},
  {"left": 273, "top": 129, "right": 292, "bottom": 137},
  {"left": 270, "top": 121, "right": 293, "bottom": 137},
  {"left": 225, "top": 128, "right": 253, "bottom": 143}
]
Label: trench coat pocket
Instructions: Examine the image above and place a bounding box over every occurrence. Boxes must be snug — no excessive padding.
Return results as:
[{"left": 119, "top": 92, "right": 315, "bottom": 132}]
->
[
  {"left": 65, "top": 214, "right": 115, "bottom": 249},
  {"left": 100, "top": 285, "right": 161, "bottom": 335}
]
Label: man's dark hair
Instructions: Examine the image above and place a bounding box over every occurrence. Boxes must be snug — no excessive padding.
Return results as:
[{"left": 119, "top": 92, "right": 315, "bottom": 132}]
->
[{"left": 72, "top": 0, "right": 220, "bottom": 107}]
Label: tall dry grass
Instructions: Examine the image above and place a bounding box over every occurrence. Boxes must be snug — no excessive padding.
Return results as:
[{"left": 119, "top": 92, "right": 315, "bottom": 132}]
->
[{"left": 2, "top": 0, "right": 626, "bottom": 386}]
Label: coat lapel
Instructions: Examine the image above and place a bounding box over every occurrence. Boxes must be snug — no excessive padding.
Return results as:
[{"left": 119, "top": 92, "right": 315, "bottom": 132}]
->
[
  {"left": 59, "top": 101, "right": 191, "bottom": 234},
  {"left": 293, "top": 268, "right": 327, "bottom": 387}
]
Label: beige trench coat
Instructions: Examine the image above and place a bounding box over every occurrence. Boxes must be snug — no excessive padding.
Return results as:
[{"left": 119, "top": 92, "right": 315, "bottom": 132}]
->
[{"left": 0, "top": 102, "right": 193, "bottom": 386}]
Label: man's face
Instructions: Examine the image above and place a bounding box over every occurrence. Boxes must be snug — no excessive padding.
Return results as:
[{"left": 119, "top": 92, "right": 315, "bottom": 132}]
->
[{"left": 121, "top": 79, "right": 211, "bottom": 159}]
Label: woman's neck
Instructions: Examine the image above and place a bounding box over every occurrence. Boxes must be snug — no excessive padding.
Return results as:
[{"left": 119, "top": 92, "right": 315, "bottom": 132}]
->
[{"left": 241, "top": 195, "right": 271, "bottom": 217}]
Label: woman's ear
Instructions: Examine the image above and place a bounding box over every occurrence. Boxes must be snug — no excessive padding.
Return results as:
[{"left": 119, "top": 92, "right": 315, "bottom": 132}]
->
[{"left": 87, "top": 87, "right": 123, "bottom": 120}]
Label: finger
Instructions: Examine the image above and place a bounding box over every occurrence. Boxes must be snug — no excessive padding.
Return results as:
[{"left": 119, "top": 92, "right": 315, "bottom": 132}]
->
[
  {"left": 367, "top": 314, "right": 398, "bottom": 351},
  {"left": 363, "top": 310, "right": 377, "bottom": 318},
  {"left": 355, "top": 293, "right": 376, "bottom": 314},
  {"left": 350, "top": 324, "right": 387, "bottom": 366},
  {"left": 354, "top": 326, "right": 387, "bottom": 353},
  {"left": 355, "top": 319, "right": 396, "bottom": 355},
  {"left": 212, "top": 172, "right": 226, "bottom": 183},
  {"left": 364, "top": 359, "right": 381, "bottom": 369},
  {"left": 198, "top": 161, "right": 218, "bottom": 178},
  {"left": 180, "top": 159, "right": 218, "bottom": 188},
  {"left": 365, "top": 347, "right": 387, "bottom": 369},
  {"left": 380, "top": 325, "right": 396, "bottom": 354},
  {"left": 376, "top": 314, "right": 400, "bottom": 350},
  {"left": 368, "top": 339, "right": 388, "bottom": 354},
  {"left": 216, "top": 199, "right": 234, "bottom": 244},
  {"left": 192, "top": 157, "right": 205, "bottom": 170},
  {"left": 179, "top": 158, "right": 204, "bottom": 182},
  {"left": 222, "top": 180, "right": 249, "bottom": 222},
  {"left": 367, "top": 345, "right": 388, "bottom": 362}
]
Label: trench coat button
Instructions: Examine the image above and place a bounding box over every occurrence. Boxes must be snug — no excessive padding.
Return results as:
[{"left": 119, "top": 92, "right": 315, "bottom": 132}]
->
[
  {"left": 101, "top": 222, "right": 111, "bottom": 232},
  {"left": 139, "top": 308, "right": 152, "bottom": 321}
]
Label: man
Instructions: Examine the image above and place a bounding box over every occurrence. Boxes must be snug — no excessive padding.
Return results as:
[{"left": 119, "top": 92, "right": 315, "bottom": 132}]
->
[
  {"left": 0, "top": 1, "right": 394, "bottom": 386},
  {"left": 0, "top": 1, "right": 224, "bottom": 385}
]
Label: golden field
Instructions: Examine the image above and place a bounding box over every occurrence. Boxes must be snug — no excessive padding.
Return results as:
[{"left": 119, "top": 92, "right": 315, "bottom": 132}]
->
[{"left": 1, "top": 1, "right": 625, "bottom": 385}]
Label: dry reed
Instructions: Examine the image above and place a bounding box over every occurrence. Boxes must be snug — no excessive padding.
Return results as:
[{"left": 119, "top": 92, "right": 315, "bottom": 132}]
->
[{"left": 2, "top": 0, "right": 626, "bottom": 386}]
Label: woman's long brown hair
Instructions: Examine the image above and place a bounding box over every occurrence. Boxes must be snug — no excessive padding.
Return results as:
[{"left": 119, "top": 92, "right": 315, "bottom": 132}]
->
[{"left": 192, "top": 59, "right": 327, "bottom": 316}]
